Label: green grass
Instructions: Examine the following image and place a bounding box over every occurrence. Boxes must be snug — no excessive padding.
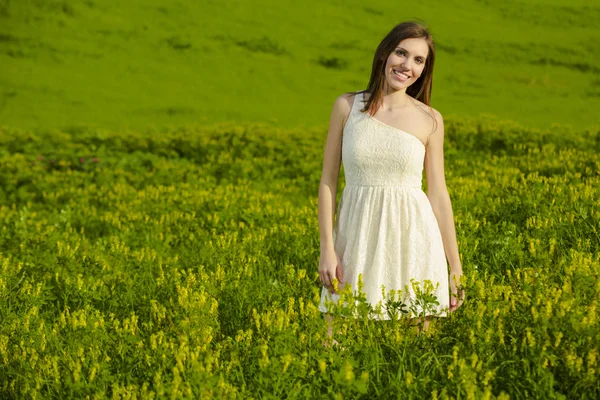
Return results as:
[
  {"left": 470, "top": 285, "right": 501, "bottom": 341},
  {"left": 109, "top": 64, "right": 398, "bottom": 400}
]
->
[
  {"left": 1, "top": 1, "right": 600, "bottom": 397},
  {"left": 1, "top": 118, "right": 599, "bottom": 398},
  {"left": 1, "top": 0, "right": 599, "bottom": 132}
]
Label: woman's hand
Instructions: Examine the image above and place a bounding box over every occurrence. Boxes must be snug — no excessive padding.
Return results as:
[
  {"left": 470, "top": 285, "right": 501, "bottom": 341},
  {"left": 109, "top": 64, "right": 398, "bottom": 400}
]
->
[
  {"left": 318, "top": 251, "right": 344, "bottom": 295},
  {"left": 449, "top": 269, "right": 465, "bottom": 312}
]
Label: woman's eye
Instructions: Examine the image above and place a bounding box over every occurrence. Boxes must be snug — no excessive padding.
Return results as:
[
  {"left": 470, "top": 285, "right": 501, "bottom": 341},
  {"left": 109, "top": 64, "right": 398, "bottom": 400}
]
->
[{"left": 395, "top": 49, "right": 405, "bottom": 56}]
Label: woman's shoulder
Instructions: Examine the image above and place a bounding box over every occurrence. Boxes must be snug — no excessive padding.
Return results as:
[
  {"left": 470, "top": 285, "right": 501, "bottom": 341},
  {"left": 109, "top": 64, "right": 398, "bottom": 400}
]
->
[
  {"left": 412, "top": 97, "right": 442, "bottom": 120},
  {"left": 409, "top": 100, "right": 441, "bottom": 136},
  {"left": 331, "top": 91, "right": 360, "bottom": 118},
  {"left": 334, "top": 91, "right": 360, "bottom": 107},
  {"left": 409, "top": 98, "right": 443, "bottom": 136}
]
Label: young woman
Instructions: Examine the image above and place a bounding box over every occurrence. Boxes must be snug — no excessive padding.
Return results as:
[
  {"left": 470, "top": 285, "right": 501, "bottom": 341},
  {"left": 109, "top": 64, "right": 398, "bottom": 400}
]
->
[{"left": 317, "top": 21, "right": 465, "bottom": 345}]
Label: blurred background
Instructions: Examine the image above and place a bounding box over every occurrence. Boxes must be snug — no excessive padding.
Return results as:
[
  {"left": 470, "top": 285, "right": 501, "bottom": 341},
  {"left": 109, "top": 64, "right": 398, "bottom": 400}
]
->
[{"left": 1, "top": 0, "right": 599, "bottom": 132}]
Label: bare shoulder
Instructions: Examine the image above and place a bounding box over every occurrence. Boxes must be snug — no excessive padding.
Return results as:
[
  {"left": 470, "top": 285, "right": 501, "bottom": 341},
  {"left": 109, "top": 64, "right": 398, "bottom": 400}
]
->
[
  {"left": 412, "top": 97, "right": 440, "bottom": 117},
  {"left": 333, "top": 92, "right": 355, "bottom": 113},
  {"left": 411, "top": 98, "right": 443, "bottom": 132},
  {"left": 331, "top": 92, "right": 357, "bottom": 125},
  {"left": 431, "top": 107, "right": 444, "bottom": 133},
  {"left": 430, "top": 106, "right": 443, "bottom": 126}
]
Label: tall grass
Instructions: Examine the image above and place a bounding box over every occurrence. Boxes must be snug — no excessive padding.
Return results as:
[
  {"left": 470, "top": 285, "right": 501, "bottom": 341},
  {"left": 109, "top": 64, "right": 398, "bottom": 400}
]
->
[{"left": 1, "top": 116, "right": 599, "bottom": 398}]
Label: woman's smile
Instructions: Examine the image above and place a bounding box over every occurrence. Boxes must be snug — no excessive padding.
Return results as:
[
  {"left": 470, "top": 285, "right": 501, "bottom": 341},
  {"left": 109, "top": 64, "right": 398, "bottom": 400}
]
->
[{"left": 392, "top": 69, "right": 411, "bottom": 81}]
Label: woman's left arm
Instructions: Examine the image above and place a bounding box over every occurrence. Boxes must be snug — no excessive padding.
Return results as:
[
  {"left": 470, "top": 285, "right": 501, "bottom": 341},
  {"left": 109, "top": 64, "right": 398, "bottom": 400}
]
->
[{"left": 424, "top": 109, "right": 464, "bottom": 311}]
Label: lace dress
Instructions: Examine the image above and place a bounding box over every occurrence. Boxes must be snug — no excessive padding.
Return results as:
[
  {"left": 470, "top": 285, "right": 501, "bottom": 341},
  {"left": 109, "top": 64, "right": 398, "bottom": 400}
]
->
[{"left": 318, "top": 92, "right": 450, "bottom": 320}]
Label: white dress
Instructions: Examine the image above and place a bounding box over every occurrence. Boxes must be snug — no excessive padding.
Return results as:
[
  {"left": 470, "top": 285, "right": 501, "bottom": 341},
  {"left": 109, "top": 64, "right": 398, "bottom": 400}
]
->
[{"left": 318, "top": 92, "right": 450, "bottom": 320}]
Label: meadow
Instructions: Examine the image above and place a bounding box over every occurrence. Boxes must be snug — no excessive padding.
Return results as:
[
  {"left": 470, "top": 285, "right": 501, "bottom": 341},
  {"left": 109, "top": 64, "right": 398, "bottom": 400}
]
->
[
  {"left": 2, "top": 0, "right": 600, "bottom": 398},
  {"left": 1, "top": 117, "right": 599, "bottom": 398},
  {"left": 0, "top": 0, "right": 599, "bottom": 132}
]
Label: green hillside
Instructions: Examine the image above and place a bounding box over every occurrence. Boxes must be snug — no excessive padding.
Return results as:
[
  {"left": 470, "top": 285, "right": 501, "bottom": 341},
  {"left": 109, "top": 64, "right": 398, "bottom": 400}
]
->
[{"left": 1, "top": 0, "right": 599, "bottom": 132}]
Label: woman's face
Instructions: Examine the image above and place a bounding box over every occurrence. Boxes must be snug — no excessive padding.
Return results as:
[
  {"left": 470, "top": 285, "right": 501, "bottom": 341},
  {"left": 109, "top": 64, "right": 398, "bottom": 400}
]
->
[{"left": 383, "top": 37, "right": 429, "bottom": 91}]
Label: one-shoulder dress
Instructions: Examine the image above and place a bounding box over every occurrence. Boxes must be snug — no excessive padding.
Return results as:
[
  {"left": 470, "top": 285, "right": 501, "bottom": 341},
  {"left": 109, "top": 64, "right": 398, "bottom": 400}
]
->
[{"left": 318, "top": 91, "right": 450, "bottom": 320}]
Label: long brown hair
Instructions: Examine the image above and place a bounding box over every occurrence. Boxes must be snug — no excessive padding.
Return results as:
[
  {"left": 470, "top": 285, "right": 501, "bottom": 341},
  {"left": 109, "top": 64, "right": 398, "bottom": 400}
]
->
[{"left": 359, "top": 21, "right": 437, "bottom": 131}]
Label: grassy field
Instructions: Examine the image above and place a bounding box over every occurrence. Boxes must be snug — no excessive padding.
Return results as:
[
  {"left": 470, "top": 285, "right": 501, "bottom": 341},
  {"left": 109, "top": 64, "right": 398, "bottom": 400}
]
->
[
  {"left": 1, "top": 0, "right": 599, "bottom": 132},
  {"left": 1, "top": 117, "right": 599, "bottom": 398},
  {"left": 2, "top": 0, "right": 600, "bottom": 398}
]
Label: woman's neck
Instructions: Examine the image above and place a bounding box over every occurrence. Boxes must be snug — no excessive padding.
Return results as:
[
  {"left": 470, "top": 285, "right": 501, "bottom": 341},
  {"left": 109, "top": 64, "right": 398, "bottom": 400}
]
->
[{"left": 379, "top": 87, "right": 411, "bottom": 111}]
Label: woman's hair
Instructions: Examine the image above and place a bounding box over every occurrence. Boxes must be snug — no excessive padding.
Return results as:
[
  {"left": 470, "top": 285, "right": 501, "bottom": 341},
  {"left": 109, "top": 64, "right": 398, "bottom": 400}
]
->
[{"left": 360, "top": 21, "right": 436, "bottom": 119}]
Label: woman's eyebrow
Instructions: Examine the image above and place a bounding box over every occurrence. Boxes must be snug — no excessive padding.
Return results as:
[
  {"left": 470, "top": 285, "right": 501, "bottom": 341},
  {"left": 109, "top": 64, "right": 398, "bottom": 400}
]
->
[{"left": 395, "top": 47, "right": 427, "bottom": 59}]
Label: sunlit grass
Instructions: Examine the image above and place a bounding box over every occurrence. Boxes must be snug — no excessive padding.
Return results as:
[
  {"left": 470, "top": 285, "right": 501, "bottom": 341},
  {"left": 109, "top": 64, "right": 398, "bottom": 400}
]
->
[
  {"left": 0, "top": 0, "right": 599, "bottom": 132},
  {"left": 1, "top": 115, "right": 599, "bottom": 397}
]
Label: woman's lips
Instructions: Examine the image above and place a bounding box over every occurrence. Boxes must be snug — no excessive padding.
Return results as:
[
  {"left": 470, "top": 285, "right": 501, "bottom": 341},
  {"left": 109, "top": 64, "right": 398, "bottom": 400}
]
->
[{"left": 393, "top": 69, "right": 410, "bottom": 81}]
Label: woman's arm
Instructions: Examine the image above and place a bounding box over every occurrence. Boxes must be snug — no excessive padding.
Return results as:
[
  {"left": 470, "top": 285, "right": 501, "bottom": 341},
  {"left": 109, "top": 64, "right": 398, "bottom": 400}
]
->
[
  {"left": 318, "top": 94, "right": 353, "bottom": 293},
  {"left": 318, "top": 94, "right": 352, "bottom": 254},
  {"left": 424, "top": 109, "right": 465, "bottom": 311}
]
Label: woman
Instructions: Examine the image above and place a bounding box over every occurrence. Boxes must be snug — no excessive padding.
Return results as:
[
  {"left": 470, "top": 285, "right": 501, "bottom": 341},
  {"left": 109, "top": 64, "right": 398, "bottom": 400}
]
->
[{"left": 317, "top": 21, "right": 465, "bottom": 344}]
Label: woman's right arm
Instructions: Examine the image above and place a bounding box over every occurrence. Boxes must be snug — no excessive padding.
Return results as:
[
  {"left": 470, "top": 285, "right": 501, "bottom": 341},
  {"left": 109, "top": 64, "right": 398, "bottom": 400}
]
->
[{"left": 318, "top": 94, "right": 353, "bottom": 294}]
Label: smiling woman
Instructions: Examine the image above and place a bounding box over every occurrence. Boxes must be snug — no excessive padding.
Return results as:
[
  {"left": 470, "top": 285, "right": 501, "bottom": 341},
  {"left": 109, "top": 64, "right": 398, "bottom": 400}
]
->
[
  {"left": 317, "top": 21, "right": 465, "bottom": 345},
  {"left": 361, "top": 28, "right": 437, "bottom": 137}
]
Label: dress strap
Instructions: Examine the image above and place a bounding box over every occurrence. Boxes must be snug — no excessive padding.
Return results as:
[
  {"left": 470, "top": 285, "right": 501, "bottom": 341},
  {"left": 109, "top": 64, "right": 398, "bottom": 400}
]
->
[{"left": 350, "top": 91, "right": 364, "bottom": 114}]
